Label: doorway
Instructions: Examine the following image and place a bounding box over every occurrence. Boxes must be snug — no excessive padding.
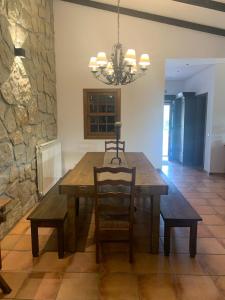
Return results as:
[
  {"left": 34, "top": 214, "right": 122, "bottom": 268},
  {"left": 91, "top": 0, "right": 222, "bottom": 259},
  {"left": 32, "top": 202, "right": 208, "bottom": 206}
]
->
[
  {"left": 162, "top": 93, "right": 207, "bottom": 169},
  {"left": 162, "top": 104, "right": 171, "bottom": 163}
]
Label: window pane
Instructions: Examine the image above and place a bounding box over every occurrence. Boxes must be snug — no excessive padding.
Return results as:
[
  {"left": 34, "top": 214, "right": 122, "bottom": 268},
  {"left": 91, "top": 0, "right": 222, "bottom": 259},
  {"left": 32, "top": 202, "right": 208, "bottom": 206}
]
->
[
  {"left": 107, "top": 124, "right": 114, "bottom": 132},
  {"left": 99, "top": 124, "right": 106, "bottom": 132},
  {"left": 84, "top": 89, "right": 120, "bottom": 139},
  {"left": 90, "top": 116, "right": 98, "bottom": 124},
  {"left": 107, "top": 116, "right": 115, "bottom": 123},
  {"left": 99, "top": 116, "right": 106, "bottom": 124},
  {"left": 90, "top": 125, "right": 98, "bottom": 132}
]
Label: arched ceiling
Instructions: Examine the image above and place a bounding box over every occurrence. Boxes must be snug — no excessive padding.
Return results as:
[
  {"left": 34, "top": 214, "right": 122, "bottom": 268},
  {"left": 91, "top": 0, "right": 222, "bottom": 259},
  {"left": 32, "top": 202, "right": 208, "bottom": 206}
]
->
[
  {"left": 62, "top": 0, "right": 225, "bottom": 36},
  {"left": 94, "top": 0, "right": 225, "bottom": 29}
]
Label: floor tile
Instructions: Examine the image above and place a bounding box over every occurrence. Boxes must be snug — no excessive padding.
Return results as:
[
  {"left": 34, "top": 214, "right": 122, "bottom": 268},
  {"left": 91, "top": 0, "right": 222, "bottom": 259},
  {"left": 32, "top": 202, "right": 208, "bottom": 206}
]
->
[
  {"left": 138, "top": 274, "right": 178, "bottom": 300},
  {"left": 194, "top": 205, "right": 216, "bottom": 215},
  {"left": 15, "top": 272, "right": 62, "bottom": 300},
  {"left": 100, "top": 273, "right": 139, "bottom": 300},
  {"left": 101, "top": 252, "right": 134, "bottom": 273},
  {"left": 197, "top": 238, "right": 225, "bottom": 254},
  {"left": 56, "top": 273, "right": 99, "bottom": 300},
  {"left": 170, "top": 254, "right": 205, "bottom": 275},
  {"left": 14, "top": 235, "right": 49, "bottom": 251},
  {"left": 207, "top": 226, "right": 225, "bottom": 238},
  {"left": 208, "top": 198, "right": 225, "bottom": 207},
  {"left": 0, "top": 272, "right": 28, "bottom": 299},
  {"left": 2, "top": 251, "right": 34, "bottom": 272},
  {"left": 202, "top": 215, "right": 225, "bottom": 225},
  {"left": 9, "top": 221, "right": 30, "bottom": 235},
  {"left": 176, "top": 275, "right": 222, "bottom": 300},
  {"left": 197, "top": 224, "right": 213, "bottom": 238},
  {"left": 133, "top": 253, "right": 172, "bottom": 274},
  {"left": 214, "top": 206, "right": 225, "bottom": 215},
  {"left": 213, "top": 276, "right": 225, "bottom": 297},
  {"left": 198, "top": 255, "right": 225, "bottom": 275},
  {"left": 1, "top": 235, "right": 22, "bottom": 250},
  {"left": 32, "top": 252, "right": 71, "bottom": 273},
  {"left": 65, "top": 252, "right": 99, "bottom": 273}
]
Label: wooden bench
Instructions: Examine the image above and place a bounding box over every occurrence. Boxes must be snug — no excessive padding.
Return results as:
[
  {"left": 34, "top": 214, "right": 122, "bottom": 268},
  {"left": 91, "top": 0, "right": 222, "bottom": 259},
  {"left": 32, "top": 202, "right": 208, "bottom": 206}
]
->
[
  {"left": 159, "top": 171, "right": 202, "bottom": 257},
  {"left": 27, "top": 193, "right": 67, "bottom": 259},
  {"left": 0, "top": 198, "right": 12, "bottom": 294}
]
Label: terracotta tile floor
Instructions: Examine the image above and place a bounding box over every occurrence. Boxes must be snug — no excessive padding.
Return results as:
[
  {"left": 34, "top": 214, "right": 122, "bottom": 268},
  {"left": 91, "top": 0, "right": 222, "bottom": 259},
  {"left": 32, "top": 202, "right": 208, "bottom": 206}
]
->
[{"left": 1, "top": 162, "right": 225, "bottom": 299}]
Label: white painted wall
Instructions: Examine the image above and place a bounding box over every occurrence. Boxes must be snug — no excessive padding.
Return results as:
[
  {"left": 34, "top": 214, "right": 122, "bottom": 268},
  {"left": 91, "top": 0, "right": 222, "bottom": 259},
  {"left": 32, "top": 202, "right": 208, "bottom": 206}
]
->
[
  {"left": 165, "top": 80, "right": 185, "bottom": 95},
  {"left": 54, "top": 0, "right": 225, "bottom": 172},
  {"left": 210, "top": 64, "right": 225, "bottom": 173}
]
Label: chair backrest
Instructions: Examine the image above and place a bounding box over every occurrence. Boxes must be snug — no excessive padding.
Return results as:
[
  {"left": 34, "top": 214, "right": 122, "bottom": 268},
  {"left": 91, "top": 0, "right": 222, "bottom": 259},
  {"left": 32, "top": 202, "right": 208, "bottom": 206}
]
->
[
  {"left": 93, "top": 166, "right": 136, "bottom": 226},
  {"left": 105, "top": 140, "right": 125, "bottom": 152}
]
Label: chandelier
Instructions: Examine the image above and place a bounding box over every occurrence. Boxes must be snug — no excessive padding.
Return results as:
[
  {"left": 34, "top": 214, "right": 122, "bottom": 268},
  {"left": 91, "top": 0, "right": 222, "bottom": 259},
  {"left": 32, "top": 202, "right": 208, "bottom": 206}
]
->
[{"left": 88, "top": 0, "right": 150, "bottom": 86}]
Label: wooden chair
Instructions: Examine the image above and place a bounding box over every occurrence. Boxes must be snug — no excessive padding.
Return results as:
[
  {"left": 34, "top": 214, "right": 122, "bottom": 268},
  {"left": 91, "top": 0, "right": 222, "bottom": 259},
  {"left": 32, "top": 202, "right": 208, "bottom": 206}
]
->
[
  {"left": 94, "top": 166, "right": 136, "bottom": 263},
  {"left": 105, "top": 140, "right": 125, "bottom": 152}
]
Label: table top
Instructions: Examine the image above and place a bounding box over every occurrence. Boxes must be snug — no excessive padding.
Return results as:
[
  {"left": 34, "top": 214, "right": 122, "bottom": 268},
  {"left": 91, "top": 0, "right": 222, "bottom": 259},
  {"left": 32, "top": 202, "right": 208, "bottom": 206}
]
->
[{"left": 59, "top": 152, "right": 168, "bottom": 196}]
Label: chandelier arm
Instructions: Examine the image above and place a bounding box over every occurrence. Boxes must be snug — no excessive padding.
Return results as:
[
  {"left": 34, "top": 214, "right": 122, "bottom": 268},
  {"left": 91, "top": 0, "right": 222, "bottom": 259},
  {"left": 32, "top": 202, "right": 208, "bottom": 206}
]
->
[{"left": 93, "top": 72, "right": 114, "bottom": 85}]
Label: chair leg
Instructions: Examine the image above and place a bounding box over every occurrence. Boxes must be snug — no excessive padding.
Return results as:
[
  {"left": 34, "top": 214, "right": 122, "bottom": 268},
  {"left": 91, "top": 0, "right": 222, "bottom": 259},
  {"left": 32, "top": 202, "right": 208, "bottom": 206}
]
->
[
  {"left": 164, "top": 223, "right": 170, "bottom": 256},
  {"left": 129, "top": 228, "right": 133, "bottom": 263},
  {"left": 0, "top": 274, "right": 11, "bottom": 294},
  {"left": 76, "top": 198, "right": 80, "bottom": 216},
  {"left": 190, "top": 223, "right": 197, "bottom": 258},
  {"left": 129, "top": 241, "right": 133, "bottom": 263},
  {"left": 31, "top": 223, "right": 39, "bottom": 257},
  {"left": 96, "top": 241, "right": 100, "bottom": 264},
  {"left": 57, "top": 223, "right": 64, "bottom": 259}
]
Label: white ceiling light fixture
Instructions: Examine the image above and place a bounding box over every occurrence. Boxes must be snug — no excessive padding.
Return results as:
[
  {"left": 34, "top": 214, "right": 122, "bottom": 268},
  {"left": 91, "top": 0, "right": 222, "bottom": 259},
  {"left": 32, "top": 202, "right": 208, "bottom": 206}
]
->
[{"left": 88, "top": 0, "right": 151, "bottom": 86}]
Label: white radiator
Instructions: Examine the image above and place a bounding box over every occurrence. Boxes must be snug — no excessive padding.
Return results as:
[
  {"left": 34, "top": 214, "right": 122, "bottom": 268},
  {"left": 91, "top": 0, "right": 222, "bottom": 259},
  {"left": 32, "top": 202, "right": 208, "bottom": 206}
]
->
[{"left": 36, "top": 139, "right": 62, "bottom": 196}]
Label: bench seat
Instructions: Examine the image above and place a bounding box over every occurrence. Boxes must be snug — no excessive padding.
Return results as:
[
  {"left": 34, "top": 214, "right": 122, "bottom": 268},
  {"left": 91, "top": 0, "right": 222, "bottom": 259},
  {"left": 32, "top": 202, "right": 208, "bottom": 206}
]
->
[
  {"left": 159, "top": 171, "right": 202, "bottom": 258},
  {"left": 27, "top": 190, "right": 67, "bottom": 259}
]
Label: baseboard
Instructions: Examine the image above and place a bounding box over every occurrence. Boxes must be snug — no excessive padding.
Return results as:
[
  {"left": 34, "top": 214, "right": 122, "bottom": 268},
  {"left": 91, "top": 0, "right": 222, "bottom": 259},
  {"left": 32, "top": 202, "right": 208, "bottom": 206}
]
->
[{"left": 208, "top": 172, "right": 225, "bottom": 176}]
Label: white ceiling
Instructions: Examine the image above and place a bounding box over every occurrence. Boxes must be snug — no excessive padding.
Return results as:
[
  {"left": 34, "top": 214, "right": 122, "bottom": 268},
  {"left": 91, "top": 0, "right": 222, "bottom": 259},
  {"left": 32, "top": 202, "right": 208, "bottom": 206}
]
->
[
  {"left": 94, "top": 0, "right": 225, "bottom": 30},
  {"left": 166, "top": 58, "right": 225, "bottom": 80}
]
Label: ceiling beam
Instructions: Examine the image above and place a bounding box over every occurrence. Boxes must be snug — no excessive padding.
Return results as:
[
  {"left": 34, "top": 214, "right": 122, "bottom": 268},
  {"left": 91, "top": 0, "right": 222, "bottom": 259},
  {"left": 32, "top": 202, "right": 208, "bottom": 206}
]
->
[
  {"left": 173, "top": 0, "right": 225, "bottom": 13},
  {"left": 62, "top": 0, "right": 225, "bottom": 37}
]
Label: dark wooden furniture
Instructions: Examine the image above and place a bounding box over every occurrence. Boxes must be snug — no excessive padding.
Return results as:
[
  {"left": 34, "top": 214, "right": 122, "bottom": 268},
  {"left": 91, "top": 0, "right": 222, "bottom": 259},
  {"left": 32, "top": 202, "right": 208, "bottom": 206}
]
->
[
  {"left": 59, "top": 152, "right": 168, "bottom": 254},
  {"left": 105, "top": 140, "right": 125, "bottom": 152},
  {"left": 0, "top": 198, "right": 12, "bottom": 294},
  {"left": 94, "top": 166, "right": 136, "bottom": 263},
  {"left": 83, "top": 89, "right": 121, "bottom": 139},
  {"left": 159, "top": 171, "right": 202, "bottom": 257},
  {"left": 27, "top": 194, "right": 67, "bottom": 259}
]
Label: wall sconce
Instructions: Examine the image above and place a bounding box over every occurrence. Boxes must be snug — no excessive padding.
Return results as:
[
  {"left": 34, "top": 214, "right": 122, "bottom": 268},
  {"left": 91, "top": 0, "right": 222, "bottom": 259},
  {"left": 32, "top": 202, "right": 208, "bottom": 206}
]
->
[{"left": 14, "top": 47, "right": 26, "bottom": 58}]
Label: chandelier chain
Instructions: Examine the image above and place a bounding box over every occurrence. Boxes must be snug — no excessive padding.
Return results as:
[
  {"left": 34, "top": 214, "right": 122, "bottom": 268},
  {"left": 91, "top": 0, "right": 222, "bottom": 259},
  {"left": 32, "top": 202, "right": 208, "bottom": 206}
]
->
[{"left": 117, "top": 0, "right": 120, "bottom": 44}]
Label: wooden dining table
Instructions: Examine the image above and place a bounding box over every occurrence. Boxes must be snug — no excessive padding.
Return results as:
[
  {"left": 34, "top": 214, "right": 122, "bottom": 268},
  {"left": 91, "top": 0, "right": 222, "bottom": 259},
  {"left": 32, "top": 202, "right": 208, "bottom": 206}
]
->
[{"left": 59, "top": 152, "right": 168, "bottom": 254}]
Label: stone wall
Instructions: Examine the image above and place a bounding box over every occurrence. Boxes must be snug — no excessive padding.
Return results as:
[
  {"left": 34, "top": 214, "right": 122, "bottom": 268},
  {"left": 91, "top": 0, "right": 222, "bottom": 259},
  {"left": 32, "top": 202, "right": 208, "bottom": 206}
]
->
[{"left": 0, "top": 0, "right": 57, "bottom": 237}]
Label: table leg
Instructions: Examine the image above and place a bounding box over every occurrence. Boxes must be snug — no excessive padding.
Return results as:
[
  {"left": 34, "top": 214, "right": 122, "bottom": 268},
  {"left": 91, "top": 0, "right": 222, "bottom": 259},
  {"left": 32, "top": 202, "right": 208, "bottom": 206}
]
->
[
  {"left": 150, "top": 195, "right": 160, "bottom": 254},
  {"left": 31, "top": 223, "right": 39, "bottom": 257},
  {"left": 65, "top": 195, "right": 78, "bottom": 252}
]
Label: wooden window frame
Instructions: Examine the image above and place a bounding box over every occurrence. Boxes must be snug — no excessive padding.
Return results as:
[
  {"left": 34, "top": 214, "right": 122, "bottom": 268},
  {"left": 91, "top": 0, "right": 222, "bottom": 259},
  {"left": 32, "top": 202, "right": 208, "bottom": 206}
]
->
[{"left": 83, "top": 89, "right": 121, "bottom": 139}]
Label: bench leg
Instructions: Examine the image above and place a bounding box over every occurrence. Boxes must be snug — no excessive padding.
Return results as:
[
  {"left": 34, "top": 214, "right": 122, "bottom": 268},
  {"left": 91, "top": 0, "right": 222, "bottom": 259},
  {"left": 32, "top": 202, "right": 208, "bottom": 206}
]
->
[
  {"left": 57, "top": 223, "right": 64, "bottom": 259},
  {"left": 190, "top": 223, "right": 197, "bottom": 258},
  {"left": 164, "top": 223, "right": 170, "bottom": 256},
  {"left": 150, "top": 195, "right": 160, "bottom": 254},
  {"left": 76, "top": 198, "right": 79, "bottom": 217},
  {"left": 31, "top": 223, "right": 39, "bottom": 257},
  {"left": 0, "top": 274, "right": 11, "bottom": 294}
]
